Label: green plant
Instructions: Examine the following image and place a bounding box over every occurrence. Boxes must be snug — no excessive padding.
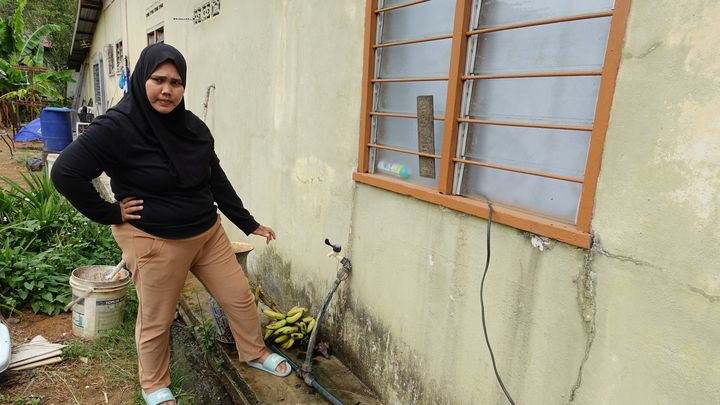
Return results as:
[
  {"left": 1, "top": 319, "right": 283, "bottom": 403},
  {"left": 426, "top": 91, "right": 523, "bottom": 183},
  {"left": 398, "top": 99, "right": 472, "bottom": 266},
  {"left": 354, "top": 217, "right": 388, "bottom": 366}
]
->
[
  {"left": 193, "top": 318, "right": 217, "bottom": 354},
  {"left": 0, "top": 0, "right": 75, "bottom": 123},
  {"left": 0, "top": 0, "right": 76, "bottom": 70},
  {"left": 0, "top": 394, "right": 42, "bottom": 405},
  {"left": 0, "top": 171, "right": 121, "bottom": 315},
  {"left": 60, "top": 339, "right": 89, "bottom": 360}
]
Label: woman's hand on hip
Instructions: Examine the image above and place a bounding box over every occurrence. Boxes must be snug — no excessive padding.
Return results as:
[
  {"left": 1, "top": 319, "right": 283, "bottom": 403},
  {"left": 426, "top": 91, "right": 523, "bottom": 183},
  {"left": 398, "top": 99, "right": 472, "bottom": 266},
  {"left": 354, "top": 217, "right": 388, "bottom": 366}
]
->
[
  {"left": 252, "top": 225, "right": 276, "bottom": 244},
  {"left": 119, "top": 196, "right": 143, "bottom": 222}
]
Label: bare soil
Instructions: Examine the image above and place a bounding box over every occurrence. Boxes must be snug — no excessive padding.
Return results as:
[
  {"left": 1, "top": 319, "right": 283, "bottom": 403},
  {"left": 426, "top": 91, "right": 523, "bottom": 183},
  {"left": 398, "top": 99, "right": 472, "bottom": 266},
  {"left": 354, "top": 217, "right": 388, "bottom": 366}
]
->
[
  {"left": 0, "top": 134, "right": 139, "bottom": 404},
  {"left": 0, "top": 311, "right": 137, "bottom": 405},
  {"left": 0, "top": 134, "right": 43, "bottom": 184}
]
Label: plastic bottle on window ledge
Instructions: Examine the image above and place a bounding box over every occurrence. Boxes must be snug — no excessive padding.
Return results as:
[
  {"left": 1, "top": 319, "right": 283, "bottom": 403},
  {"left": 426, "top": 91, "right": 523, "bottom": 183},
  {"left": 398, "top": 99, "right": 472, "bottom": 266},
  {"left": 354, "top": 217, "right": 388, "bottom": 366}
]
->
[{"left": 377, "top": 160, "right": 410, "bottom": 179}]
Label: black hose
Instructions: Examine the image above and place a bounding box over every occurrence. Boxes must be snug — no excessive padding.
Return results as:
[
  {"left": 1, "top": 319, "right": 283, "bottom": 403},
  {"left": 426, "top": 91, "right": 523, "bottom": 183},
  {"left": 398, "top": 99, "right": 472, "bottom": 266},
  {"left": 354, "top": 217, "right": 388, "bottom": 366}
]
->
[
  {"left": 270, "top": 343, "right": 344, "bottom": 405},
  {"left": 303, "top": 277, "right": 342, "bottom": 372},
  {"left": 480, "top": 204, "right": 516, "bottom": 405},
  {"left": 310, "top": 380, "right": 344, "bottom": 405}
]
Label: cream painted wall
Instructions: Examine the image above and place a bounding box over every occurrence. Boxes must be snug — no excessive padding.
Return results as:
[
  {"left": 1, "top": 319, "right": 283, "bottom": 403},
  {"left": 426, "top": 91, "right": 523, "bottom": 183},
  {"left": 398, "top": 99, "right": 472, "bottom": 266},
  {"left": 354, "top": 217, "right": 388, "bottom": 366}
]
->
[
  {"left": 78, "top": 0, "right": 719, "bottom": 403},
  {"left": 78, "top": 0, "right": 122, "bottom": 112},
  {"left": 574, "top": 0, "right": 720, "bottom": 403},
  {"left": 164, "top": 0, "right": 361, "bottom": 291},
  {"left": 77, "top": 0, "right": 159, "bottom": 113}
]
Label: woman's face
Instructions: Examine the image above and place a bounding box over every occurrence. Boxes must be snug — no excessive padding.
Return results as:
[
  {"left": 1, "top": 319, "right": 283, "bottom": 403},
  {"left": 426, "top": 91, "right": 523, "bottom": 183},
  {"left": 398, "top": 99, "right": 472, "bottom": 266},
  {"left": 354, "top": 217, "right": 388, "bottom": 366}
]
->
[{"left": 145, "top": 61, "right": 184, "bottom": 114}]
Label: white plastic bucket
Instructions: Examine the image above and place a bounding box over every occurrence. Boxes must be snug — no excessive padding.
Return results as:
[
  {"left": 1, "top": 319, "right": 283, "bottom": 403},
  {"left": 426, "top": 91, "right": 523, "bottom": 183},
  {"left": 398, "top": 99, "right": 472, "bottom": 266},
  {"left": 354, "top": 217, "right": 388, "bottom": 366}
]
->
[{"left": 69, "top": 265, "right": 131, "bottom": 339}]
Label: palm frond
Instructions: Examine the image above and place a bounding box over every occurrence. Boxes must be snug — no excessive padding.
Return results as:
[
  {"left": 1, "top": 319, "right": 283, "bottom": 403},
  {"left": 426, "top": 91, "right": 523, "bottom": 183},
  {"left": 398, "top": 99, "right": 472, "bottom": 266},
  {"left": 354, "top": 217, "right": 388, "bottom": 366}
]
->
[
  {"left": 10, "top": 0, "right": 27, "bottom": 53},
  {"left": 21, "top": 24, "right": 60, "bottom": 60}
]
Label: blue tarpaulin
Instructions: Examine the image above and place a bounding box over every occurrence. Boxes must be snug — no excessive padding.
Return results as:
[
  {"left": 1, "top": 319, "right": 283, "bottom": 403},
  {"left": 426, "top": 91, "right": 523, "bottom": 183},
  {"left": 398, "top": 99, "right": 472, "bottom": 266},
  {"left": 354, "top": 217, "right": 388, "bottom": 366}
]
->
[{"left": 13, "top": 118, "right": 42, "bottom": 142}]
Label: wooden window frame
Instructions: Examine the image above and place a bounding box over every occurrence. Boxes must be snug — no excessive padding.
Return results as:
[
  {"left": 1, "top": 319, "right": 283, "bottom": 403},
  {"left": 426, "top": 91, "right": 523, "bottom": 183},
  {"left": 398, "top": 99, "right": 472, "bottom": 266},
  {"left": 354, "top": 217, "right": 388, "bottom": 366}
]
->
[
  {"left": 146, "top": 26, "right": 165, "bottom": 45},
  {"left": 353, "top": 0, "right": 632, "bottom": 248},
  {"left": 114, "top": 40, "right": 123, "bottom": 75},
  {"left": 106, "top": 44, "right": 115, "bottom": 76}
]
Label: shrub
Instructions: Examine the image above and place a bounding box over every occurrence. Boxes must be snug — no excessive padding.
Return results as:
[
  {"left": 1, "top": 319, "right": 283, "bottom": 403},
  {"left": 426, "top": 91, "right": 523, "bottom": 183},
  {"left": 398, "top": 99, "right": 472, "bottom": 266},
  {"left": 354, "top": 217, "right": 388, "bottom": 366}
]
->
[{"left": 0, "top": 171, "right": 121, "bottom": 315}]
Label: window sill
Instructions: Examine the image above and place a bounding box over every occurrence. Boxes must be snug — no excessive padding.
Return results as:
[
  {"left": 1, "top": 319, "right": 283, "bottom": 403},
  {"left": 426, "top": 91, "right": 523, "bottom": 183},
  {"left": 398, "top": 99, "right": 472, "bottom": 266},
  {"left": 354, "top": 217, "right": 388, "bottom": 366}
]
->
[{"left": 352, "top": 172, "right": 591, "bottom": 249}]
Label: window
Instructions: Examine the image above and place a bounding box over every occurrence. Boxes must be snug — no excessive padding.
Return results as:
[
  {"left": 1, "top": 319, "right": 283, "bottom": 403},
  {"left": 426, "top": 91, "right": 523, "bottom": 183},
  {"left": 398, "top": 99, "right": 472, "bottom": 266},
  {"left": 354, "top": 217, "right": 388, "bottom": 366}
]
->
[
  {"left": 147, "top": 26, "right": 164, "bottom": 45},
  {"left": 92, "top": 59, "right": 106, "bottom": 115},
  {"left": 354, "top": 0, "right": 631, "bottom": 248},
  {"left": 106, "top": 44, "right": 115, "bottom": 75},
  {"left": 115, "top": 41, "right": 124, "bottom": 74}
]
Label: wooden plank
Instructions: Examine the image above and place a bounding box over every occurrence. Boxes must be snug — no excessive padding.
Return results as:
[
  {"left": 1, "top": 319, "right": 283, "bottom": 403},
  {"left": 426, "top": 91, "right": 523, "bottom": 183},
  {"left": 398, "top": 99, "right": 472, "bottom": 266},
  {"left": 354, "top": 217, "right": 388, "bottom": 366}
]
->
[
  {"left": 357, "top": 0, "right": 378, "bottom": 173},
  {"left": 372, "top": 76, "right": 448, "bottom": 83},
  {"left": 463, "top": 70, "right": 602, "bottom": 80},
  {"left": 10, "top": 335, "right": 65, "bottom": 365},
  {"left": 10, "top": 350, "right": 63, "bottom": 368},
  {"left": 438, "top": 0, "right": 473, "bottom": 194},
  {"left": 368, "top": 143, "right": 440, "bottom": 159},
  {"left": 458, "top": 117, "right": 593, "bottom": 132},
  {"left": 374, "top": 34, "right": 453, "bottom": 48},
  {"left": 467, "top": 10, "right": 614, "bottom": 36},
  {"left": 370, "top": 111, "right": 445, "bottom": 120},
  {"left": 454, "top": 158, "right": 584, "bottom": 183},
  {"left": 353, "top": 172, "right": 592, "bottom": 247},
  {"left": 10, "top": 356, "right": 62, "bottom": 371}
]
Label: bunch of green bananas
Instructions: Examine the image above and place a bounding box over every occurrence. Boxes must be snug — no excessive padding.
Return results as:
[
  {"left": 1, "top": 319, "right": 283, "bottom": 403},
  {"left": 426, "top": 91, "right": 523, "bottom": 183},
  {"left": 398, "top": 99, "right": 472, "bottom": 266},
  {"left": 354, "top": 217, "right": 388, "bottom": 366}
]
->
[{"left": 262, "top": 306, "right": 316, "bottom": 350}]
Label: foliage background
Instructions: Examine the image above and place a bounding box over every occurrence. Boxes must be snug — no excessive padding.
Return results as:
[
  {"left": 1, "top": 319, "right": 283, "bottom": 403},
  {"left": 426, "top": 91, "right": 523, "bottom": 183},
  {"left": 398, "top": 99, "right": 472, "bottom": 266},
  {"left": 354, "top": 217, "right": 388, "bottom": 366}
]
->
[
  {"left": 0, "top": 172, "right": 121, "bottom": 316},
  {"left": 0, "top": 0, "right": 77, "bottom": 70}
]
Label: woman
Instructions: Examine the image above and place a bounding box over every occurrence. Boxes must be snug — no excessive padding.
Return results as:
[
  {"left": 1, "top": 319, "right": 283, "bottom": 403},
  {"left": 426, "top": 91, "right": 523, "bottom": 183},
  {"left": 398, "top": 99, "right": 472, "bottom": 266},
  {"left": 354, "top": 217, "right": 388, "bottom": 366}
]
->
[{"left": 52, "top": 43, "right": 290, "bottom": 405}]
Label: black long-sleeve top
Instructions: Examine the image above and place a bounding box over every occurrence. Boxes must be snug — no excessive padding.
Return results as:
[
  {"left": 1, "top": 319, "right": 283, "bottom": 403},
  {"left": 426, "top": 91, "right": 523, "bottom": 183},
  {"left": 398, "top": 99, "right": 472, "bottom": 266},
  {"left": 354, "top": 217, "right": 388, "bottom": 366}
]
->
[{"left": 51, "top": 114, "right": 260, "bottom": 239}]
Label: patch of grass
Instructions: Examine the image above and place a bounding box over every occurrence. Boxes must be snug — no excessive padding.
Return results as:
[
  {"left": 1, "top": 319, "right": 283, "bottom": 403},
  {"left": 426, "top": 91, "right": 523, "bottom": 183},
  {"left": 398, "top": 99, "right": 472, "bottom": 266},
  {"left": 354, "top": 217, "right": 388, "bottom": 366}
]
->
[
  {"left": 59, "top": 286, "right": 195, "bottom": 404},
  {"left": 0, "top": 395, "right": 42, "bottom": 405},
  {"left": 12, "top": 148, "right": 42, "bottom": 166}
]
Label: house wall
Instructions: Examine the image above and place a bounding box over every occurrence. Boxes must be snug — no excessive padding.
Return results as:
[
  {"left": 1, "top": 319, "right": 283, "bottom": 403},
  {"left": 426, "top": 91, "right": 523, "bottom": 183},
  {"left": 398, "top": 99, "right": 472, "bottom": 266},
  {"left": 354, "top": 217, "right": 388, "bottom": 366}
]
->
[
  {"left": 77, "top": 0, "right": 121, "bottom": 112},
  {"left": 75, "top": 0, "right": 153, "bottom": 115},
  {"left": 81, "top": 1, "right": 720, "bottom": 403},
  {"left": 574, "top": 1, "right": 720, "bottom": 403}
]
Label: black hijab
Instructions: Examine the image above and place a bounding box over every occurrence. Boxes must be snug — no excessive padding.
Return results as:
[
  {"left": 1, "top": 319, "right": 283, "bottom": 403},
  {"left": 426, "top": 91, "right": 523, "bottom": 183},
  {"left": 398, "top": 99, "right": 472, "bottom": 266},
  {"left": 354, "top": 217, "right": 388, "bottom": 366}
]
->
[{"left": 110, "top": 43, "right": 212, "bottom": 187}]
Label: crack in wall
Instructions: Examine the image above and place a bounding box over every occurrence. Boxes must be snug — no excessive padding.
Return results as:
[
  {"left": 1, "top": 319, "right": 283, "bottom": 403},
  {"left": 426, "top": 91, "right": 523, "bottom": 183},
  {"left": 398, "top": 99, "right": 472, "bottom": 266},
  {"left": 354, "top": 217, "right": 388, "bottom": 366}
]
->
[
  {"left": 568, "top": 250, "right": 598, "bottom": 403},
  {"left": 591, "top": 245, "right": 664, "bottom": 270},
  {"left": 594, "top": 238, "right": 718, "bottom": 305},
  {"left": 688, "top": 285, "right": 720, "bottom": 303},
  {"left": 625, "top": 41, "right": 663, "bottom": 59}
]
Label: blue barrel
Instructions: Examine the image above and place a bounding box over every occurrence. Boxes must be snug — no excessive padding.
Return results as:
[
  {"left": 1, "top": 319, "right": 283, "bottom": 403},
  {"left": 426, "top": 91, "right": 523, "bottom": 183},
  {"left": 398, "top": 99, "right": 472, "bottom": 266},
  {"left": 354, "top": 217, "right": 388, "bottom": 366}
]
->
[{"left": 40, "top": 107, "right": 73, "bottom": 152}]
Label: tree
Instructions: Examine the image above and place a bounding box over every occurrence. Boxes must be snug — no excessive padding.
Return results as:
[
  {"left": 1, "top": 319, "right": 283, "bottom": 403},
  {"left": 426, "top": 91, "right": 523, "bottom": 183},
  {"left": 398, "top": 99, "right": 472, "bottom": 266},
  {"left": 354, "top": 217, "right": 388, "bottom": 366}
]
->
[
  {"left": 0, "top": 0, "right": 76, "bottom": 70},
  {"left": 0, "top": 0, "right": 75, "bottom": 124}
]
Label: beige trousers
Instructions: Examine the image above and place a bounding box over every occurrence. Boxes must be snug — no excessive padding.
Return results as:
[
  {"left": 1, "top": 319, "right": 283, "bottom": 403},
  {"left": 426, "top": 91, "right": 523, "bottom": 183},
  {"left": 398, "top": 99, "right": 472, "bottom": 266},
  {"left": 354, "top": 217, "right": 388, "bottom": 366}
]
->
[{"left": 111, "top": 217, "right": 265, "bottom": 391}]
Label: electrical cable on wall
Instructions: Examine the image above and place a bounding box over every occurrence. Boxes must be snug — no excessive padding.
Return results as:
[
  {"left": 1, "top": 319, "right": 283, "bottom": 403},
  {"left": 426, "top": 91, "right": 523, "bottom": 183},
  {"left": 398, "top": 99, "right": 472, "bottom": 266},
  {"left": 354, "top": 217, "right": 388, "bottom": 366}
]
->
[{"left": 480, "top": 202, "right": 516, "bottom": 405}]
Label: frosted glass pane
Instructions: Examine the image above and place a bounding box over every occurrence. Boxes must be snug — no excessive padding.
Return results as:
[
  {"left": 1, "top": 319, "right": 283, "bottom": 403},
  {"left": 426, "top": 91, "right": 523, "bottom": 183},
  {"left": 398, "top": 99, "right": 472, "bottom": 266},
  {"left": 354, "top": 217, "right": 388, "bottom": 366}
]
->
[
  {"left": 464, "top": 124, "right": 590, "bottom": 178},
  {"left": 378, "top": 82, "right": 448, "bottom": 115},
  {"left": 468, "top": 76, "right": 601, "bottom": 126},
  {"left": 380, "top": 0, "right": 455, "bottom": 43},
  {"left": 380, "top": 0, "right": 412, "bottom": 7},
  {"left": 460, "top": 165, "right": 581, "bottom": 223},
  {"left": 376, "top": 117, "right": 444, "bottom": 152},
  {"left": 475, "top": 0, "right": 614, "bottom": 28},
  {"left": 373, "top": 148, "right": 439, "bottom": 188},
  {"left": 378, "top": 39, "right": 452, "bottom": 78},
  {"left": 472, "top": 17, "right": 611, "bottom": 74}
]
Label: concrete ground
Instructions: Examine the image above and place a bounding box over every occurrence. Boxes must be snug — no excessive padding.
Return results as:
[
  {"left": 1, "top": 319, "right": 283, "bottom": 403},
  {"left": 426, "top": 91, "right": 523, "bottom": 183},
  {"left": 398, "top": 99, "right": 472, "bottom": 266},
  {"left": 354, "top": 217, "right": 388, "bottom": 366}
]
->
[{"left": 179, "top": 272, "right": 380, "bottom": 405}]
